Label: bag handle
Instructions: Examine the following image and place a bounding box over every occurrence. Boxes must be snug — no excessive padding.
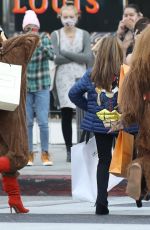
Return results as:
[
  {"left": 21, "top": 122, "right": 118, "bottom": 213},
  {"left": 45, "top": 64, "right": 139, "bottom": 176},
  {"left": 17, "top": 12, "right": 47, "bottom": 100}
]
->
[{"left": 79, "top": 131, "right": 91, "bottom": 144}]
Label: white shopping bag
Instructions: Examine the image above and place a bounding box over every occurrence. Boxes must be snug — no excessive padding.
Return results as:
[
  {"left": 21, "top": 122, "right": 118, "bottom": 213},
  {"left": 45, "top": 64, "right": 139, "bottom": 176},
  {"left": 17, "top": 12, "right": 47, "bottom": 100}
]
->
[
  {"left": 71, "top": 136, "right": 123, "bottom": 202},
  {"left": 0, "top": 62, "right": 22, "bottom": 111}
]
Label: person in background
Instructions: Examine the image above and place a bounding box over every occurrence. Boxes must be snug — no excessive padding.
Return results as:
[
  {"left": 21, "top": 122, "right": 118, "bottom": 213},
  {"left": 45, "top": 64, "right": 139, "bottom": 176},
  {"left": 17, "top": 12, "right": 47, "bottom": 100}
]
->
[
  {"left": 0, "top": 27, "right": 39, "bottom": 213},
  {"left": 126, "top": 17, "right": 150, "bottom": 65},
  {"left": 22, "top": 10, "right": 54, "bottom": 166},
  {"left": 51, "top": 3, "right": 93, "bottom": 162},
  {"left": 116, "top": 4, "right": 143, "bottom": 60},
  {"left": 69, "top": 36, "right": 123, "bottom": 215}
]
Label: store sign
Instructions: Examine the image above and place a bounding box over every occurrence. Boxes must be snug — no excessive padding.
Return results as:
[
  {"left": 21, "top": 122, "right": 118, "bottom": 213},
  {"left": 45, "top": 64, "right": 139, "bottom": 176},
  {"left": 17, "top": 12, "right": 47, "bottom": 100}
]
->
[
  {"left": 14, "top": 0, "right": 123, "bottom": 33},
  {"left": 13, "top": 0, "right": 100, "bottom": 14}
]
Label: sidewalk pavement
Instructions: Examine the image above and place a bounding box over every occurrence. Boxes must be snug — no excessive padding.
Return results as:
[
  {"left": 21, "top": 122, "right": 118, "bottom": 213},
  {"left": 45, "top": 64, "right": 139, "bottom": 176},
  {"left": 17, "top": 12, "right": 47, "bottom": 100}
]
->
[{"left": 0, "top": 144, "right": 126, "bottom": 196}]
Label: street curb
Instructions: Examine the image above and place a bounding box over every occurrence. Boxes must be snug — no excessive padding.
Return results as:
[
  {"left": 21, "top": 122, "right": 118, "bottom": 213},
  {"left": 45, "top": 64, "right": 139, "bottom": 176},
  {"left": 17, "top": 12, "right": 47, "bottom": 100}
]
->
[{"left": 0, "top": 176, "right": 127, "bottom": 196}]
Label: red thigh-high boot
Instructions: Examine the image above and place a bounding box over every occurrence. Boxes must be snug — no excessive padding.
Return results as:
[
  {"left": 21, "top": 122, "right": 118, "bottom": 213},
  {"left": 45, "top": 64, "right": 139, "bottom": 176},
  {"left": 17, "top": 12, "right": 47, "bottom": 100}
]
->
[
  {"left": 0, "top": 157, "right": 10, "bottom": 172},
  {"left": 2, "top": 176, "right": 29, "bottom": 213}
]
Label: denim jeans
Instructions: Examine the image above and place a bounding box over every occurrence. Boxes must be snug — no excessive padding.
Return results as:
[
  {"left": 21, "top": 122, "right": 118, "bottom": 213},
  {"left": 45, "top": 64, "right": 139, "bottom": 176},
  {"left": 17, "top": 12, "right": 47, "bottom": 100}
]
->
[{"left": 26, "top": 89, "right": 50, "bottom": 152}]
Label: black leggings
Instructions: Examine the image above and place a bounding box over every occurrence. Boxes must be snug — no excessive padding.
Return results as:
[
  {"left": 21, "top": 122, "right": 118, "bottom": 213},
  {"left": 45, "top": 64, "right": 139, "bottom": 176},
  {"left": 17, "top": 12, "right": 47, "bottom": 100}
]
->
[
  {"left": 61, "top": 107, "right": 74, "bottom": 147},
  {"left": 94, "top": 132, "right": 115, "bottom": 206}
]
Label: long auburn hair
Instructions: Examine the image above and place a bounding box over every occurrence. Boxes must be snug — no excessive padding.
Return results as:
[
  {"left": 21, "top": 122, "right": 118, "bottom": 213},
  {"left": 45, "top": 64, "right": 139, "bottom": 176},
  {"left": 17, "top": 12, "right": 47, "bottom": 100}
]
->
[
  {"left": 120, "top": 25, "right": 150, "bottom": 124},
  {"left": 91, "top": 36, "right": 123, "bottom": 92}
]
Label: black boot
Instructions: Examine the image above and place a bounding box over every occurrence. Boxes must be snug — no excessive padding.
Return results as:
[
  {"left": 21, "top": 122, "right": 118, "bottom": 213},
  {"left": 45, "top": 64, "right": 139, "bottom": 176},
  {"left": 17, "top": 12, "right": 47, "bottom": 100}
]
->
[
  {"left": 136, "top": 197, "right": 142, "bottom": 208},
  {"left": 95, "top": 203, "right": 109, "bottom": 215},
  {"left": 136, "top": 176, "right": 148, "bottom": 208},
  {"left": 66, "top": 146, "right": 71, "bottom": 162}
]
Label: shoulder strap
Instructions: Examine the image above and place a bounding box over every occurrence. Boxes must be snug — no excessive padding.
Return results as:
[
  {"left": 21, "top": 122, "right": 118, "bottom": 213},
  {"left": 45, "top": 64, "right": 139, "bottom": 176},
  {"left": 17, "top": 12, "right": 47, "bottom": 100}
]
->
[
  {"left": 54, "top": 30, "right": 60, "bottom": 46},
  {"left": 95, "top": 87, "right": 102, "bottom": 106},
  {"left": 82, "top": 30, "right": 86, "bottom": 49}
]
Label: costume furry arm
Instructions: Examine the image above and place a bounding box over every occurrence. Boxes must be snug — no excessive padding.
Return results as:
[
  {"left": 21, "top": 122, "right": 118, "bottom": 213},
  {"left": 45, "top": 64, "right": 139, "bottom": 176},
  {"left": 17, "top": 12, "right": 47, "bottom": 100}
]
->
[
  {"left": 119, "top": 72, "right": 144, "bottom": 126},
  {"left": 120, "top": 26, "right": 150, "bottom": 128}
]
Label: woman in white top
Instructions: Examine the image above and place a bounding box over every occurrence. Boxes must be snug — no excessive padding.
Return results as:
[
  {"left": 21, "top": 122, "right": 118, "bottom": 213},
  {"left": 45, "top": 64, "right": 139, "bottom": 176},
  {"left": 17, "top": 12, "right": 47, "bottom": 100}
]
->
[{"left": 51, "top": 4, "right": 93, "bottom": 162}]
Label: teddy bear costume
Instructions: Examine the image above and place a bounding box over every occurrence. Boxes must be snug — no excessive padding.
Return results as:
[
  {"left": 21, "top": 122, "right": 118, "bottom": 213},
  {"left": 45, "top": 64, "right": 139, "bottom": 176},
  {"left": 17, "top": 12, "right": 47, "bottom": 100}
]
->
[
  {"left": 119, "top": 26, "right": 150, "bottom": 207},
  {"left": 0, "top": 33, "right": 39, "bottom": 213}
]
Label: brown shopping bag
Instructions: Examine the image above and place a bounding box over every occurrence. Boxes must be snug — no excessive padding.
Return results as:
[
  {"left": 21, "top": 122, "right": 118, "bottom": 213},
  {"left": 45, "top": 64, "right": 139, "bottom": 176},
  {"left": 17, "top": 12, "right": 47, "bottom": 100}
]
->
[
  {"left": 109, "top": 131, "right": 134, "bottom": 178},
  {"left": 118, "top": 64, "right": 130, "bottom": 104}
]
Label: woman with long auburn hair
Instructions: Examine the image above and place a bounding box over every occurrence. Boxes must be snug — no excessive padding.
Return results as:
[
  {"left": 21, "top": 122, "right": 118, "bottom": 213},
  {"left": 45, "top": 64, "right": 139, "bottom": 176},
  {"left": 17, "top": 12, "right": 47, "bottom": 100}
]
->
[
  {"left": 119, "top": 25, "right": 150, "bottom": 207},
  {"left": 68, "top": 35, "right": 135, "bottom": 215},
  {"left": 120, "top": 25, "right": 150, "bottom": 146}
]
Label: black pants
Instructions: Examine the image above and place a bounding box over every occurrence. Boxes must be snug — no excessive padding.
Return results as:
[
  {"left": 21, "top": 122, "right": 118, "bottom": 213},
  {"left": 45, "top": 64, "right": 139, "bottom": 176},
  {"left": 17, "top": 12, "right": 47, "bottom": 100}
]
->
[
  {"left": 61, "top": 107, "right": 74, "bottom": 148},
  {"left": 94, "top": 132, "right": 115, "bottom": 206}
]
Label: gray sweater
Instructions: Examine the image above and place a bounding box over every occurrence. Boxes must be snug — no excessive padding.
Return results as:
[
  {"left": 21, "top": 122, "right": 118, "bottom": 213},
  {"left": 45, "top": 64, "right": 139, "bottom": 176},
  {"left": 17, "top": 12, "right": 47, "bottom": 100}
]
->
[{"left": 51, "top": 29, "right": 93, "bottom": 67}]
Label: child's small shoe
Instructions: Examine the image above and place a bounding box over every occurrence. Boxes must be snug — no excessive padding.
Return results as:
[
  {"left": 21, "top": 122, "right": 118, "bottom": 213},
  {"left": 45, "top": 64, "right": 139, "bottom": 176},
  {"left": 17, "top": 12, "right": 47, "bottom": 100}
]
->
[{"left": 95, "top": 203, "right": 109, "bottom": 215}]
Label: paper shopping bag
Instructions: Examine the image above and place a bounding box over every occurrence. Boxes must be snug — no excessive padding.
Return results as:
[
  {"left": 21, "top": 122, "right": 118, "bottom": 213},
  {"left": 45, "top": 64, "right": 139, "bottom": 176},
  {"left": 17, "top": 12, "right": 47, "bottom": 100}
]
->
[
  {"left": 118, "top": 64, "right": 130, "bottom": 104},
  {"left": 109, "top": 130, "right": 134, "bottom": 178},
  {"left": 71, "top": 137, "right": 98, "bottom": 202},
  {"left": 0, "top": 62, "right": 22, "bottom": 111},
  {"left": 71, "top": 136, "right": 123, "bottom": 202}
]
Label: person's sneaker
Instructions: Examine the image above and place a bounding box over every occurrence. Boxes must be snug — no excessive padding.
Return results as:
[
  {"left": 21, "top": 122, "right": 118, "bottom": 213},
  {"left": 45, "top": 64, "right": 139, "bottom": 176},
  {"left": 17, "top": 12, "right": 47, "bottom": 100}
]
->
[
  {"left": 27, "top": 152, "right": 34, "bottom": 166},
  {"left": 41, "top": 151, "right": 53, "bottom": 166}
]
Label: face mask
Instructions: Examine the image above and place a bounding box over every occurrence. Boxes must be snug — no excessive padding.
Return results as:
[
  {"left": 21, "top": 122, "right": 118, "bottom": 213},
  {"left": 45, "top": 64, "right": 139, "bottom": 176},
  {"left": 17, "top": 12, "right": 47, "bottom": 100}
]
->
[{"left": 61, "top": 18, "right": 77, "bottom": 27}]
